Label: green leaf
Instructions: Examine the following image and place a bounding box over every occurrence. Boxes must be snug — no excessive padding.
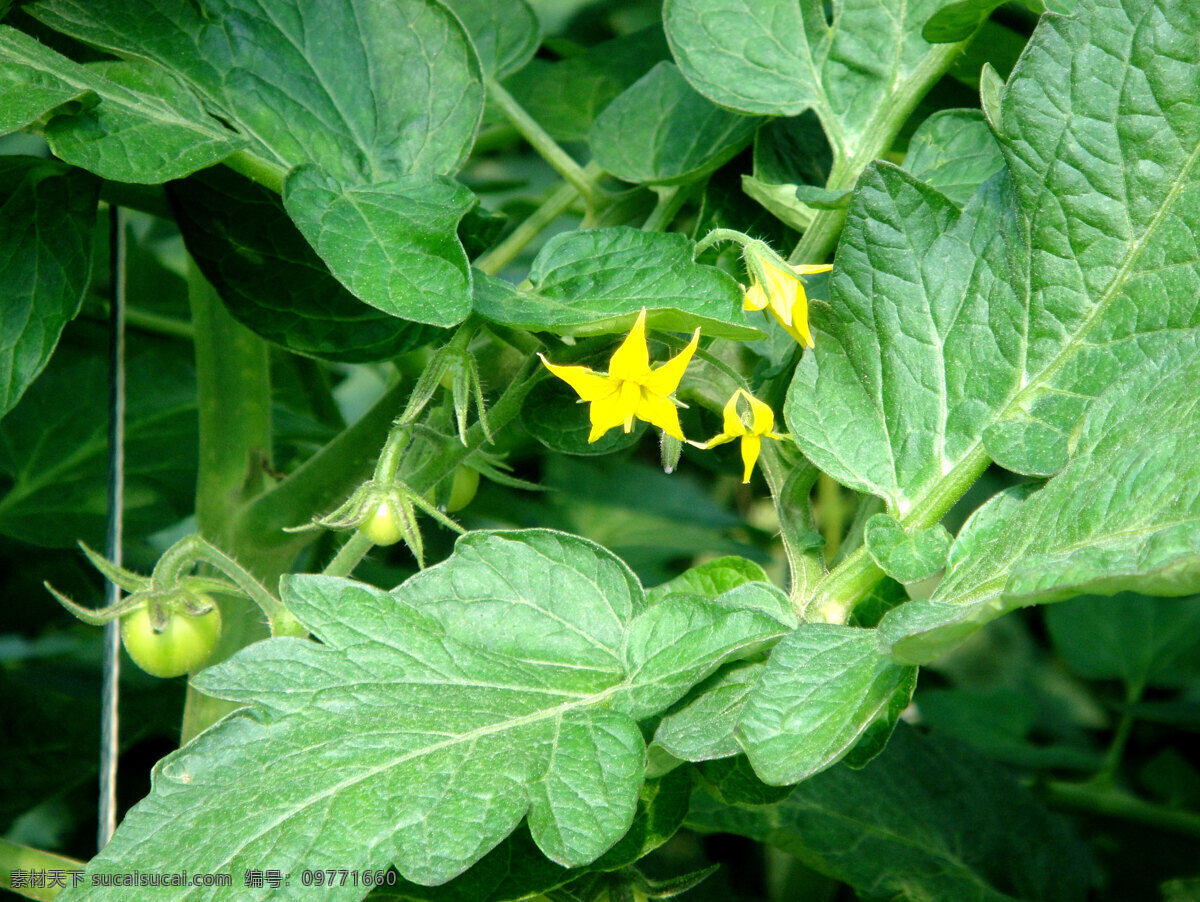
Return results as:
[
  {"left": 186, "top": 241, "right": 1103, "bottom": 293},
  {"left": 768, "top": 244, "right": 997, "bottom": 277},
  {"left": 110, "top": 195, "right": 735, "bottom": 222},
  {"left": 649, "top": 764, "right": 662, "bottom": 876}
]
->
[
  {"left": 788, "top": 0, "right": 1200, "bottom": 535},
  {"left": 29, "top": 0, "right": 484, "bottom": 181},
  {"left": 170, "top": 168, "right": 437, "bottom": 362},
  {"left": 0, "top": 26, "right": 244, "bottom": 182},
  {"left": 653, "top": 660, "right": 762, "bottom": 762},
  {"left": 691, "top": 755, "right": 793, "bottom": 806},
  {"left": 0, "top": 322, "right": 198, "bottom": 548},
  {"left": 922, "top": 0, "right": 1008, "bottom": 43},
  {"left": 502, "top": 26, "right": 671, "bottom": 143},
  {"left": 737, "top": 623, "right": 917, "bottom": 785},
  {"left": 64, "top": 530, "right": 785, "bottom": 895},
  {"left": 663, "top": 0, "right": 971, "bottom": 207},
  {"left": 863, "top": 513, "right": 951, "bottom": 584},
  {"left": 1046, "top": 593, "right": 1200, "bottom": 691},
  {"left": 0, "top": 156, "right": 98, "bottom": 418},
  {"left": 901, "top": 109, "right": 1006, "bottom": 205},
  {"left": 646, "top": 556, "right": 771, "bottom": 606},
  {"left": 378, "top": 771, "right": 691, "bottom": 902},
  {"left": 687, "top": 724, "right": 1091, "bottom": 902},
  {"left": 741, "top": 112, "right": 832, "bottom": 231},
  {"left": 882, "top": 338, "right": 1200, "bottom": 664},
  {"left": 474, "top": 227, "right": 759, "bottom": 339},
  {"left": 442, "top": 0, "right": 540, "bottom": 80},
  {"left": 591, "top": 62, "right": 759, "bottom": 186},
  {"left": 282, "top": 167, "right": 475, "bottom": 327}
]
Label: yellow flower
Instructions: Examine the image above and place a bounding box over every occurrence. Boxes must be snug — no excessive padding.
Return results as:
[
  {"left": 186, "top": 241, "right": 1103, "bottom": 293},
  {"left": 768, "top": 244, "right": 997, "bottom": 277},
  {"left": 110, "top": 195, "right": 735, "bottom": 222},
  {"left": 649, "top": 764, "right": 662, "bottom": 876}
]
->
[
  {"left": 702, "top": 389, "right": 786, "bottom": 483},
  {"left": 743, "top": 256, "right": 832, "bottom": 348},
  {"left": 539, "top": 309, "right": 700, "bottom": 443}
]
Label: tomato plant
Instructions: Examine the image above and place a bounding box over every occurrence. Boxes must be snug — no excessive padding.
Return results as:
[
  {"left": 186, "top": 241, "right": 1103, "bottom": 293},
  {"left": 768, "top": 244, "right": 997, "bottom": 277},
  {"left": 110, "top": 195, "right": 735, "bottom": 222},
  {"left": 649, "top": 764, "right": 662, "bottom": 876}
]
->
[{"left": 2, "top": 1, "right": 1199, "bottom": 901}]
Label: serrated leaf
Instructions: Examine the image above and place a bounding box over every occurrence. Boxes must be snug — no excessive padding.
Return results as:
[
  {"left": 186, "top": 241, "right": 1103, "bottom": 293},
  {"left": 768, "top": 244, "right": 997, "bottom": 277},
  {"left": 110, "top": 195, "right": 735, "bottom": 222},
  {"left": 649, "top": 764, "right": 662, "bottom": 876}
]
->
[
  {"left": 376, "top": 771, "right": 691, "bottom": 902},
  {"left": 687, "top": 724, "right": 1091, "bottom": 902},
  {"left": 170, "top": 168, "right": 436, "bottom": 362},
  {"left": 0, "top": 156, "right": 98, "bottom": 418},
  {"left": 736, "top": 623, "right": 917, "bottom": 785},
  {"left": 474, "top": 227, "right": 758, "bottom": 339},
  {"left": 443, "top": 0, "right": 540, "bottom": 80},
  {"left": 0, "top": 26, "right": 244, "bottom": 182},
  {"left": 282, "top": 167, "right": 475, "bottom": 327},
  {"left": 787, "top": 0, "right": 1200, "bottom": 533},
  {"left": 591, "top": 61, "right": 759, "bottom": 186},
  {"left": 882, "top": 341, "right": 1200, "bottom": 664},
  {"left": 863, "top": 513, "right": 951, "bottom": 584},
  {"left": 901, "top": 108, "right": 1006, "bottom": 205},
  {"left": 0, "top": 322, "right": 197, "bottom": 547},
  {"left": 63, "top": 530, "right": 785, "bottom": 897},
  {"left": 1046, "top": 593, "right": 1200, "bottom": 691}
]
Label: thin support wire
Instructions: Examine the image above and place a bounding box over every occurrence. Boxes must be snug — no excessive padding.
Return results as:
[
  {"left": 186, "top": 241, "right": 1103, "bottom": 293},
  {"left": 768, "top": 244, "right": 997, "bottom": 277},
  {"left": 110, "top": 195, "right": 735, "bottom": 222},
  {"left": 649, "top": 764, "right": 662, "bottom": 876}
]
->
[{"left": 98, "top": 204, "right": 126, "bottom": 850}]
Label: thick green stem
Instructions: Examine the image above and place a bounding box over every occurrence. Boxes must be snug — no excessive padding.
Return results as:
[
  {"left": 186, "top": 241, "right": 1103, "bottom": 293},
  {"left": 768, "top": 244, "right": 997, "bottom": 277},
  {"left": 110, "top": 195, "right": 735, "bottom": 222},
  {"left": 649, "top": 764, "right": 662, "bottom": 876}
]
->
[
  {"left": 787, "top": 40, "right": 968, "bottom": 266},
  {"left": 1099, "top": 682, "right": 1145, "bottom": 782},
  {"left": 182, "top": 263, "right": 274, "bottom": 743},
  {"left": 807, "top": 443, "right": 991, "bottom": 624},
  {"left": 487, "top": 77, "right": 592, "bottom": 201}
]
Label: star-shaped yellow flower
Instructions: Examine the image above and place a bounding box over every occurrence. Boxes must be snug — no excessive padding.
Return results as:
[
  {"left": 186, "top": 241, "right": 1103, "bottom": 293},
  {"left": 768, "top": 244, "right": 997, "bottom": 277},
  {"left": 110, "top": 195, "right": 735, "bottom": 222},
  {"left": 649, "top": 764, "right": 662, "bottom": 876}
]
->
[
  {"left": 743, "top": 257, "right": 832, "bottom": 348},
  {"left": 539, "top": 309, "right": 700, "bottom": 443},
  {"left": 701, "top": 389, "right": 786, "bottom": 483}
]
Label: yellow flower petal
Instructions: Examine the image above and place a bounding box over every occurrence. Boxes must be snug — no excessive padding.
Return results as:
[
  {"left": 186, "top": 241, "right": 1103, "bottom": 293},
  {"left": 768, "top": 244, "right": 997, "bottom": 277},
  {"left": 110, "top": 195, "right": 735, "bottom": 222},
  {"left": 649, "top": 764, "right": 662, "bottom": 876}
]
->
[
  {"left": 539, "top": 355, "right": 618, "bottom": 401},
  {"left": 790, "top": 262, "right": 833, "bottom": 276},
  {"left": 608, "top": 308, "right": 651, "bottom": 380},
  {"left": 587, "top": 391, "right": 629, "bottom": 442},
  {"left": 743, "top": 282, "right": 768, "bottom": 312},
  {"left": 636, "top": 391, "right": 685, "bottom": 440},
  {"left": 722, "top": 390, "right": 747, "bottom": 437},
  {"left": 744, "top": 391, "right": 776, "bottom": 435},
  {"left": 643, "top": 328, "right": 700, "bottom": 397},
  {"left": 739, "top": 434, "right": 762, "bottom": 483},
  {"left": 703, "top": 432, "right": 738, "bottom": 450},
  {"left": 619, "top": 379, "right": 642, "bottom": 432},
  {"left": 760, "top": 258, "right": 802, "bottom": 327},
  {"left": 777, "top": 308, "right": 814, "bottom": 348}
]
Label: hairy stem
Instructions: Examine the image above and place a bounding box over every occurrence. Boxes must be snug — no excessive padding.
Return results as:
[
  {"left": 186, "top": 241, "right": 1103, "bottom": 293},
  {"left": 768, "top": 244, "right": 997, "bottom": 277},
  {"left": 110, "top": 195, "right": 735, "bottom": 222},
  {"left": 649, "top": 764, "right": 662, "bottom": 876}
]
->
[{"left": 181, "top": 262, "right": 274, "bottom": 743}]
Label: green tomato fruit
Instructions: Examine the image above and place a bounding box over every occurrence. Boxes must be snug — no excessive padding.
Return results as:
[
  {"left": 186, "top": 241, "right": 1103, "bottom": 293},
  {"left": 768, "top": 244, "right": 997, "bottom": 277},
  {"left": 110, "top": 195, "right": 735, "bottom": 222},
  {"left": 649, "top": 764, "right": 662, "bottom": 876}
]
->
[
  {"left": 360, "top": 500, "right": 404, "bottom": 546},
  {"left": 445, "top": 466, "right": 480, "bottom": 513},
  {"left": 120, "top": 600, "right": 222, "bottom": 678}
]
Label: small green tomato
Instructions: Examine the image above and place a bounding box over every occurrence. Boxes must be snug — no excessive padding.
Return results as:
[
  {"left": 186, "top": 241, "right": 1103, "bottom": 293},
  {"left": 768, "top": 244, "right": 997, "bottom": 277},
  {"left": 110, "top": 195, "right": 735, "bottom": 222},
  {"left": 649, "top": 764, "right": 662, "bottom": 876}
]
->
[
  {"left": 444, "top": 466, "right": 479, "bottom": 513},
  {"left": 360, "top": 500, "right": 404, "bottom": 546},
  {"left": 120, "top": 599, "right": 222, "bottom": 678}
]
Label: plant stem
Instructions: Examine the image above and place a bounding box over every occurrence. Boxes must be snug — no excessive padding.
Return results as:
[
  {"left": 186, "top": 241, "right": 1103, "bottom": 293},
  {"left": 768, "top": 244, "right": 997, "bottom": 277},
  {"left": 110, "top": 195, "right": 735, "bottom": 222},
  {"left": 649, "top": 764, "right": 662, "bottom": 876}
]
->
[
  {"left": 222, "top": 149, "right": 288, "bottom": 194},
  {"left": 787, "top": 40, "right": 968, "bottom": 266},
  {"left": 641, "top": 184, "right": 690, "bottom": 232},
  {"left": 486, "top": 77, "right": 593, "bottom": 202},
  {"left": 182, "top": 262, "right": 274, "bottom": 744},
  {"left": 1043, "top": 781, "right": 1200, "bottom": 840},
  {"left": 1099, "top": 682, "right": 1145, "bottom": 782},
  {"left": 806, "top": 443, "right": 991, "bottom": 624},
  {"left": 323, "top": 531, "right": 374, "bottom": 578},
  {"left": 474, "top": 162, "right": 602, "bottom": 276}
]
